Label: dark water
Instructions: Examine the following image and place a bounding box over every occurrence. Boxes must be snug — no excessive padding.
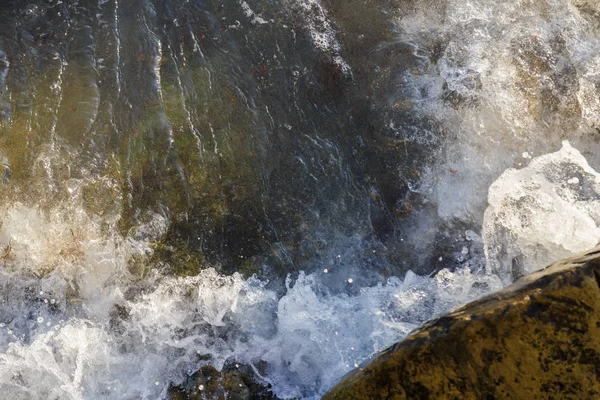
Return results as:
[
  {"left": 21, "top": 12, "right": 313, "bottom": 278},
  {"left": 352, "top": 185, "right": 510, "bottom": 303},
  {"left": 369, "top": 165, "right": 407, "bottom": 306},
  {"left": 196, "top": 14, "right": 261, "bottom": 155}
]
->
[{"left": 0, "top": 0, "right": 444, "bottom": 287}]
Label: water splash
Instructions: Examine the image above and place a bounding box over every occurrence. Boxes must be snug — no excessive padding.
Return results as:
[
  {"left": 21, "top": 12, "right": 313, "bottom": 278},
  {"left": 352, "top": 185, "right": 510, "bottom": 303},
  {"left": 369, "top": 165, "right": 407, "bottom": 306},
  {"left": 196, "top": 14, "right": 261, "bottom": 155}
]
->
[
  {"left": 483, "top": 140, "right": 600, "bottom": 284},
  {"left": 1, "top": 0, "right": 599, "bottom": 399},
  {"left": 0, "top": 184, "right": 504, "bottom": 399},
  {"left": 396, "top": 0, "right": 600, "bottom": 222}
]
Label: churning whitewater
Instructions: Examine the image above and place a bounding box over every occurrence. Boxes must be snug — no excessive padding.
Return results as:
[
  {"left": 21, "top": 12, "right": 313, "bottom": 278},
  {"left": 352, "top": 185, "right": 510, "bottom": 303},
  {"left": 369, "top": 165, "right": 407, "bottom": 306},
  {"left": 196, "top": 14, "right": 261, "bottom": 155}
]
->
[
  {"left": 1, "top": 0, "right": 600, "bottom": 398},
  {"left": 3, "top": 140, "right": 600, "bottom": 399},
  {"left": 0, "top": 191, "right": 503, "bottom": 399}
]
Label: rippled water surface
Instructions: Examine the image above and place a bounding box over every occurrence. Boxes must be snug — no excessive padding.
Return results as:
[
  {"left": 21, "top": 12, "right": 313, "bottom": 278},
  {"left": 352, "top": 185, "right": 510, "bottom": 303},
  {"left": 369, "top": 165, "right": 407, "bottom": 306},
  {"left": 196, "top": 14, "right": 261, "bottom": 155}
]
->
[{"left": 1, "top": 0, "right": 600, "bottom": 398}]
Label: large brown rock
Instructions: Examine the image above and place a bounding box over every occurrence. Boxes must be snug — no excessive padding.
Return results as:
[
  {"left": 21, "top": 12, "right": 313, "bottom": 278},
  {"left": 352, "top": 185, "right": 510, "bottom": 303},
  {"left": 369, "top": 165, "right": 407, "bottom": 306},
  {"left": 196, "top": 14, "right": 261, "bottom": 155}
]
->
[{"left": 323, "top": 246, "right": 600, "bottom": 400}]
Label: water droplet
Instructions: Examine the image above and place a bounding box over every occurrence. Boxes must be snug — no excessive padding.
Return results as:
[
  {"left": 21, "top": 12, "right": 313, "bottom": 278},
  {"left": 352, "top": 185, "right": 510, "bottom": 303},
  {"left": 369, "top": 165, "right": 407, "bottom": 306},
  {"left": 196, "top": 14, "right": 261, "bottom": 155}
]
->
[
  {"left": 323, "top": 268, "right": 328, "bottom": 273},
  {"left": 37, "top": 317, "right": 44, "bottom": 323},
  {"left": 347, "top": 278, "right": 353, "bottom": 284},
  {"left": 198, "top": 385, "right": 205, "bottom": 391},
  {"left": 50, "top": 299, "right": 56, "bottom": 304},
  {"left": 155, "top": 381, "right": 160, "bottom": 386}
]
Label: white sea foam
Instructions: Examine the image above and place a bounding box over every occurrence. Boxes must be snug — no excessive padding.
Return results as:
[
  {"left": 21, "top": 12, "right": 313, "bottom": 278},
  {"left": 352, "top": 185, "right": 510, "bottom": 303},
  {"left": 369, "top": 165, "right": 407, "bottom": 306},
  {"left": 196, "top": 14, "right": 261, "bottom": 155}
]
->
[
  {"left": 0, "top": 187, "right": 504, "bottom": 399},
  {"left": 483, "top": 140, "right": 600, "bottom": 284},
  {"left": 285, "top": 0, "right": 352, "bottom": 75},
  {"left": 394, "top": 0, "right": 600, "bottom": 224}
]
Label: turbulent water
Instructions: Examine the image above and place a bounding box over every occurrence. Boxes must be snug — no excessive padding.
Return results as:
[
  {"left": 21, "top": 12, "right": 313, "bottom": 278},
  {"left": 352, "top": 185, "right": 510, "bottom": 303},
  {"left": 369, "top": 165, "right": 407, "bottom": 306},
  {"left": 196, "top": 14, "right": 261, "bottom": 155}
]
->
[{"left": 1, "top": 0, "right": 600, "bottom": 399}]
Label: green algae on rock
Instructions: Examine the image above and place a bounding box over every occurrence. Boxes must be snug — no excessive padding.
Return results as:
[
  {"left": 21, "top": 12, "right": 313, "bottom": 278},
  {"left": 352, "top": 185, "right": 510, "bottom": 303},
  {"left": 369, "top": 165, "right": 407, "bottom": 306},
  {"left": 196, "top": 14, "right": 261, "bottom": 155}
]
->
[{"left": 323, "top": 246, "right": 600, "bottom": 400}]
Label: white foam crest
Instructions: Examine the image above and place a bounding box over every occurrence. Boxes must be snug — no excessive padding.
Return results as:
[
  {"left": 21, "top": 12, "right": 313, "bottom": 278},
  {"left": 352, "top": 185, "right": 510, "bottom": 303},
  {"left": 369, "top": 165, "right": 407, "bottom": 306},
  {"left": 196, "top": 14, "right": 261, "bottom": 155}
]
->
[
  {"left": 0, "top": 324, "right": 117, "bottom": 400},
  {"left": 483, "top": 140, "right": 600, "bottom": 284},
  {"left": 0, "top": 196, "right": 166, "bottom": 323}
]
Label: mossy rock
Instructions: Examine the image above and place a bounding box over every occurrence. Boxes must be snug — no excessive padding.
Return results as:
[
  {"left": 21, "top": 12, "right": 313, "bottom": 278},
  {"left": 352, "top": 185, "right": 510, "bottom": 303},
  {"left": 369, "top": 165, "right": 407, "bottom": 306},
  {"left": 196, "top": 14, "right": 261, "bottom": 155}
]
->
[{"left": 324, "top": 246, "right": 600, "bottom": 400}]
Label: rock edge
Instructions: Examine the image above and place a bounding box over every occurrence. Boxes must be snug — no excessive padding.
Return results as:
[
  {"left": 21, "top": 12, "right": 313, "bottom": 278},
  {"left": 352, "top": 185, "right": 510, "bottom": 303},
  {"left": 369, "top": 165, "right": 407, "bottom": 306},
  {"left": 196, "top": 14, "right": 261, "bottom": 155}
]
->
[{"left": 323, "top": 246, "right": 600, "bottom": 400}]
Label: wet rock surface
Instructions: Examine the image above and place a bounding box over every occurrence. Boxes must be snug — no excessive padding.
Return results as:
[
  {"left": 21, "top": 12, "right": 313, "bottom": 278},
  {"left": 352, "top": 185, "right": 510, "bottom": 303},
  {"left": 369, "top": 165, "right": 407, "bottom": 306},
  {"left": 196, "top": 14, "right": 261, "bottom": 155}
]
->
[
  {"left": 168, "top": 363, "right": 280, "bottom": 400},
  {"left": 323, "top": 246, "right": 600, "bottom": 400}
]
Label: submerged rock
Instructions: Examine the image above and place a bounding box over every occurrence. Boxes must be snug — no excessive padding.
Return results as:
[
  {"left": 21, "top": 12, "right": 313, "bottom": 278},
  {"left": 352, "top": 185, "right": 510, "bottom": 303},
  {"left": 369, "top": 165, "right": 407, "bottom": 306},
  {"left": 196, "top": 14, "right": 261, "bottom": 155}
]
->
[
  {"left": 168, "top": 363, "right": 280, "bottom": 400},
  {"left": 323, "top": 246, "right": 600, "bottom": 399}
]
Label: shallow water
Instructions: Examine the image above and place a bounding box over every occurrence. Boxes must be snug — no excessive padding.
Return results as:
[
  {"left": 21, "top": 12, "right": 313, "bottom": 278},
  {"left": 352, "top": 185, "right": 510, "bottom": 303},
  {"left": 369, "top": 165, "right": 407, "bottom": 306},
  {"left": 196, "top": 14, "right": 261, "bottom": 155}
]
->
[{"left": 1, "top": 0, "right": 600, "bottom": 398}]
